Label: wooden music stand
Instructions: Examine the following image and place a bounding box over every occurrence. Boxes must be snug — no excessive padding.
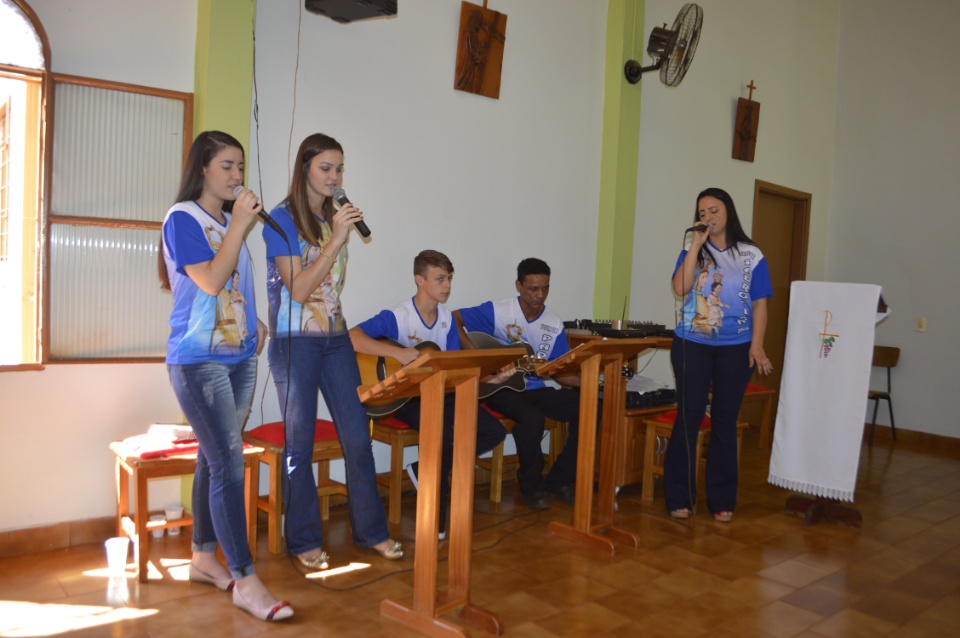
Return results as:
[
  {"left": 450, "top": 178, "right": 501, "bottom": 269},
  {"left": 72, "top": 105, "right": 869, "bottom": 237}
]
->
[
  {"left": 358, "top": 348, "right": 524, "bottom": 638},
  {"left": 538, "top": 337, "right": 669, "bottom": 554}
]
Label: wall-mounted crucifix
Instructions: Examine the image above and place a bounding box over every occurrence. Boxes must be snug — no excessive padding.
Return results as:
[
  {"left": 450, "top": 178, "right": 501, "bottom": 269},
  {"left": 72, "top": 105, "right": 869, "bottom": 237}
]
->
[
  {"left": 453, "top": 1, "right": 507, "bottom": 99},
  {"left": 732, "top": 80, "right": 760, "bottom": 162}
]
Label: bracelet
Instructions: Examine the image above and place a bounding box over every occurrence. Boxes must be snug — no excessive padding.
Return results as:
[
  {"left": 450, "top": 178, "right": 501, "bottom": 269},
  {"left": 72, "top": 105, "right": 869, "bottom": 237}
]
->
[{"left": 318, "top": 248, "right": 335, "bottom": 261}]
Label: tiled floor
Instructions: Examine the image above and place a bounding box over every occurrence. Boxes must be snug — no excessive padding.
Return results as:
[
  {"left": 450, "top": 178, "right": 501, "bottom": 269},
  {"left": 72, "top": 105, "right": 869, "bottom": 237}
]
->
[{"left": 2, "top": 430, "right": 959, "bottom": 637}]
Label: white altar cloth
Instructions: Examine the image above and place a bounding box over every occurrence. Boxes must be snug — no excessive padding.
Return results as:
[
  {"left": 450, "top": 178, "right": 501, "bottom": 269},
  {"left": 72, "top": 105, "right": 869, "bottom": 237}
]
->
[{"left": 768, "top": 281, "right": 881, "bottom": 501}]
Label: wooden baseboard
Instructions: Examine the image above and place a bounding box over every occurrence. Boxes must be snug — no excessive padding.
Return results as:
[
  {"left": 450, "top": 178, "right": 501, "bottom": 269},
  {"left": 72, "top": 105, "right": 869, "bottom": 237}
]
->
[
  {"left": 865, "top": 424, "right": 960, "bottom": 456},
  {"left": 0, "top": 516, "right": 115, "bottom": 558}
]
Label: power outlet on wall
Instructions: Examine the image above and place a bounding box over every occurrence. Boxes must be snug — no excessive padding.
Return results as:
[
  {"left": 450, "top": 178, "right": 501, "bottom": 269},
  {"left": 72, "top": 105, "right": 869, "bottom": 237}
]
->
[{"left": 916, "top": 316, "right": 927, "bottom": 332}]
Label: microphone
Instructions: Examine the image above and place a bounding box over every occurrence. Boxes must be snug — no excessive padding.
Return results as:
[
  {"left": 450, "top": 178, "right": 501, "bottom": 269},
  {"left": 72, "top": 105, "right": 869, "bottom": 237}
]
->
[
  {"left": 232, "top": 186, "right": 287, "bottom": 240},
  {"left": 685, "top": 223, "right": 712, "bottom": 233},
  {"left": 331, "top": 187, "right": 372, "bottom": 238}
]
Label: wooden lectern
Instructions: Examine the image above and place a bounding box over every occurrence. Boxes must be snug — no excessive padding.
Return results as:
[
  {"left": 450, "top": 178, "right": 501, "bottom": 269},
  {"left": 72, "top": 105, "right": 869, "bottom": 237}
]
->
[
  {"left": 358, "top": 348, "right": 524, "bottom": 638},
  {"left": 538, "top": 337, "right": 669, "bottom": 554}
]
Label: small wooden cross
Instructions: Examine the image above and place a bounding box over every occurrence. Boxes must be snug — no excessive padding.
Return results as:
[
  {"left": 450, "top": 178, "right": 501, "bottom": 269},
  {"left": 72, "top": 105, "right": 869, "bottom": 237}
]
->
[{"left": 747, "top": 80, "right": 757, "bottom": 101}]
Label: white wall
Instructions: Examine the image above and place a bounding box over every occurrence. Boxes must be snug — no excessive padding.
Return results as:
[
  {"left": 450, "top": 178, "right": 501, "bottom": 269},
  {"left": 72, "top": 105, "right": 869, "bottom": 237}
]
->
[
  {"left": 828, "top": 0, "right": 959, "bottom": 438},
  {"left": 246, "top": 1, "right": 605, "bottom": 327},
  {"left": 631, "top": 0, "right": 841, "bottom": 384}
]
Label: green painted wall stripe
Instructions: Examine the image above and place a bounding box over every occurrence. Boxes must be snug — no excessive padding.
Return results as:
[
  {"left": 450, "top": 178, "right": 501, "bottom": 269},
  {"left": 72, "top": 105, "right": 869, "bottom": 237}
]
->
[{"left": 594, "top": 0, "right": 644, "bottom": 320}]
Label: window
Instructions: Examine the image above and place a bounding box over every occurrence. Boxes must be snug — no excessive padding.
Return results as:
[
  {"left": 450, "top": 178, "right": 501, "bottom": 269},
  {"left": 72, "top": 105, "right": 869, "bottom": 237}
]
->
[{"left": 1, "top": 0, "right": 192, "bottom": 366}]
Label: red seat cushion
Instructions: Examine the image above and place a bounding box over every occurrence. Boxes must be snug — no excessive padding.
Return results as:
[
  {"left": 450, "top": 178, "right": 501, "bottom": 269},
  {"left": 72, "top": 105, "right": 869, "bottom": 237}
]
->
[
  {"left": 653, "top": 409, "right": 711, "bottom": 430},
  {"left": 245, "top": 419, "right": 338, "bottom": 445},
  {"left": 481, "top": 404, "right": 506, "bottom": 419},
  {"left": 745, "top": 383, "right": 772, "bottom": 393},
  {"left": 376, "top": 415, "right": 411, "bottom": 430}
]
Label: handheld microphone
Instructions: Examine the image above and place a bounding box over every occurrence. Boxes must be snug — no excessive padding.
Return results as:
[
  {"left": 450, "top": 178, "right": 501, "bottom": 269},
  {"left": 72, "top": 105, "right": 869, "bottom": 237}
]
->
[
  {"left": 232, "top": 186, "right": 287, "bottom": 240},
  {"left": 331, "top": 187, "right": 372, "bottom": 238},
  {"left": 685, "top": 223, "right": 712, "bottom": 233}
]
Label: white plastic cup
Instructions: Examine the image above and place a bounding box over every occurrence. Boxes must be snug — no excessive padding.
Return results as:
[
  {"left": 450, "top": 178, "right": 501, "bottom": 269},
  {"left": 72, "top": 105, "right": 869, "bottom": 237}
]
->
[
  {"left": 150, "top": 514, "right": 165, "bottom": 539},
  {"left": 104, "top": 537, "right": 130, "bottom": 575},
  {"left": 165, "top": 505, "right": 184, "bottom": 536}
]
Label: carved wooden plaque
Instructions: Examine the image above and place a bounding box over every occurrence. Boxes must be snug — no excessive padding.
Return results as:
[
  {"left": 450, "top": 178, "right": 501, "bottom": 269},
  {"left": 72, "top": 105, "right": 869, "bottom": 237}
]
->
[
  {"left": 454, "top": 1, "right": 507, "bottom": 99},
  {"left": 732, "top": 97, "right": 760, "bottom": 162}
]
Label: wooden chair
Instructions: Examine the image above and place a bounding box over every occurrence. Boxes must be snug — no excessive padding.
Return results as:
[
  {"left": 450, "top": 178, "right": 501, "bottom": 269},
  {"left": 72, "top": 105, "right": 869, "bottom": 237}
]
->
[
  {"left": 867, "top": 345, "right": 900, "bottom": 446},
  {"left": 476, "top": 405, "right": 567, "bottom": 503},
  {"left": 640, "top": 410, "right": 748, "bottom": 506},
  {"left": 739, "top": 383, "right": 777, "bottom": 449},
  {"left": 242, "top": 419, "right": 347, "bottom": 555},
  {"left": 370, "top": 415, "right": 420, "bottom": 526}
]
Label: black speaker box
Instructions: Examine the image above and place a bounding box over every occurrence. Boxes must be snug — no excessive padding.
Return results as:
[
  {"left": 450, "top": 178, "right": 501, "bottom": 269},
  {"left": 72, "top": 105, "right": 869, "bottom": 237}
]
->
[{"left": 305, "top": 0, "right": 397, "bottom": 24}]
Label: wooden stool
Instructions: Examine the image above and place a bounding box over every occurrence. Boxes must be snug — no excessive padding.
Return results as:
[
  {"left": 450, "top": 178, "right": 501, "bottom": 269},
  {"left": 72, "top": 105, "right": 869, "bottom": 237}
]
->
[
  {"left": 371, "top": 415, "right": 420, "bottom": 526},
  {"left": 110, "top": 440, "right": 263, "bottom": 582},
  {"left": 476, "top": 405, "right": 567, "bottom": 503},
  {"left": 243, "top": 419, "right": 347, "bottom": 555},
  {"left": 740, "top": 384, "right": 776, "bottom": 449},
  {"left": 640, "top": 410, "right": 748, "bottom": 505}
]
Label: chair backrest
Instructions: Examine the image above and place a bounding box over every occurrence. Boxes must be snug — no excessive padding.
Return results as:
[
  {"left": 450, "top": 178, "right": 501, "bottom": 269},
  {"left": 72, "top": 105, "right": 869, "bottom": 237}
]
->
[
  {"left": 872, "top": 345, "right": 900, "bottom": 392},
  {"left": 872, "top": 346, "right": 900, "bottom": 369}
]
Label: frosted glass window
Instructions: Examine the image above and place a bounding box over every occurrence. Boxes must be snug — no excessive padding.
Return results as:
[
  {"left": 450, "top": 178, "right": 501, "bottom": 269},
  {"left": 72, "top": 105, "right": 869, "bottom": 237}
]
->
[
  {"left": 48, "top": 78, "right": 189, "bottom": 360},
  {"left": 49, "top": 224, "right": 170, "bottom": 359}
]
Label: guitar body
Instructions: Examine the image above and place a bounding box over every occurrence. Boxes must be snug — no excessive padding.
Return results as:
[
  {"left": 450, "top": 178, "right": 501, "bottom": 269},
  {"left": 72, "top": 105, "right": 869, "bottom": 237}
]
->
[
  {"left": 466, "top": 331, "right": 535, "bottom": 399},
  {"left": 356, "top": 338, "right": 440, "bottom": 418}
]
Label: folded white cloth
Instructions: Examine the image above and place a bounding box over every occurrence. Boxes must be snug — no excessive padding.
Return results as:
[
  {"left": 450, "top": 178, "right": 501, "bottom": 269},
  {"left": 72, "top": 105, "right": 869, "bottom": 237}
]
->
[{"left": 768, "top": 281, "right": 881, "bottom": 501}]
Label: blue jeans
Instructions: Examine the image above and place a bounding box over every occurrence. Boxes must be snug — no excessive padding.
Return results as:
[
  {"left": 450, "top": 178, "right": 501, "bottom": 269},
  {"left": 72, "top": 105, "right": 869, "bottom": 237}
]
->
[
  {"left": 664, "top": 338, "right": 753, "bottom": 514},
  {"left": 269, "top": 333, "right": 390, "bottom": 553},
  {"left": 168, "top": 357, "right": 258, "bottom": 580}
]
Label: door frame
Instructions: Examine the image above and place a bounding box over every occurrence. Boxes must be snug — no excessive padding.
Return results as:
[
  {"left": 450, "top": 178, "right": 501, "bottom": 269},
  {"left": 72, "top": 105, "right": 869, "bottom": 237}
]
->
[{"left": 753, "top": 180, "right": 810, "bottom": 285}]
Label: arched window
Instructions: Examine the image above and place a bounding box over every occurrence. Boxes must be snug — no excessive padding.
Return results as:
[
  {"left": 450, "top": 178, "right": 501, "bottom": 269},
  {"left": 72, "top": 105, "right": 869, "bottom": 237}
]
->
[
  {"left": 0, "top": 0, "right": 47, "bottom": 367},
  {"left": 1, "top": 0, "right": 191, "bottom": 367}
]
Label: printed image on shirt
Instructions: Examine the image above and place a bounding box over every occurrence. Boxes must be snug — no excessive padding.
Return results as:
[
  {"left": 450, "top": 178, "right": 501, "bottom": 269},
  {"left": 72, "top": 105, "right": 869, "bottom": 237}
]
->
[
  {"left": 300, "top": 243, "right": 344, "bottom": 334},
  {"left": 211, "top": 270, "right": 248, "bottom": 351}
]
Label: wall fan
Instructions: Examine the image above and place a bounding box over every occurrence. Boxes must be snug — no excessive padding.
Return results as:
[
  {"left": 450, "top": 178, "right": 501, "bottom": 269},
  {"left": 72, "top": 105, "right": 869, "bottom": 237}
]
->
[{"left": 624, "top": 3, "right": 703, "bottom": 87}]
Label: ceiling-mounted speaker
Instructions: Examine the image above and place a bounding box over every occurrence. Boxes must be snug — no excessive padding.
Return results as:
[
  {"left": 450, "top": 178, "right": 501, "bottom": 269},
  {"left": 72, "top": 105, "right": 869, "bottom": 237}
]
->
[{"left": 305, "top": 0, "right": 397, "bottom": 24}]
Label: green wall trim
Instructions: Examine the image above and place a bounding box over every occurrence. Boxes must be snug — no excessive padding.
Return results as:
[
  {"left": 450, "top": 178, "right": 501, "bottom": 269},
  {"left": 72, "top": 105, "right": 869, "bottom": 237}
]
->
[
  {"left": 193, "top": 0, "right": 255, "bottom": 151},
  {"left": 593, "top": 0, "right": 644, "bottom": 320}
]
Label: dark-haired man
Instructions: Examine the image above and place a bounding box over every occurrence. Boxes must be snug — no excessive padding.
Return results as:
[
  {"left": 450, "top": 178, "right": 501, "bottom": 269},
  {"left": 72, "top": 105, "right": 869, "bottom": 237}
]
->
[{"left": 454, "top": 258, "right": 580, "bottom": 510}]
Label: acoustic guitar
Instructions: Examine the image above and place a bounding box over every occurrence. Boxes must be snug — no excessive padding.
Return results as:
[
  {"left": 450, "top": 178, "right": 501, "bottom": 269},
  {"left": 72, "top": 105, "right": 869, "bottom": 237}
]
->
[
  {"left": 466, "top": 331, "right": 545, "bottom": 399},
  {"left": 355, "top": 338, "right": 439, "bottom": 418},
  {"left": 355, "top": 335, "right": 543, "bottom": 417}
]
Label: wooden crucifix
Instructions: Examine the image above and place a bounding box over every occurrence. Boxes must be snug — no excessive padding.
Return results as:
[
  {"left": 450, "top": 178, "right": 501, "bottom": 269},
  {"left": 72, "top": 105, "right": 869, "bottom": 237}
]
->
[
  {"left": 454, "top": 1, "right": 507, "bottom": 99},
  {"left": 732, "top": 80, "right": 760, "bottom": 162}
]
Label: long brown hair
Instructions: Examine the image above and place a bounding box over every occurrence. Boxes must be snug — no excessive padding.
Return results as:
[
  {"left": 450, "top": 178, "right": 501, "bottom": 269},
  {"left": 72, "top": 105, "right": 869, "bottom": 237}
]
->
[
  {"left": 286, "top": 133, "right": 344, "bottom": 247},
  {"left": 157, "top": 131, "right": 244, "bottom": 291}
]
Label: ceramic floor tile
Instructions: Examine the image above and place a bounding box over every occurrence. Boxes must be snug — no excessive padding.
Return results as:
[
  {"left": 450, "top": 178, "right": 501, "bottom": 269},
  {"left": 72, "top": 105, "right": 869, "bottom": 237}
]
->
[{"left": 2, "top": 432, "right": 959, "bottom": 637}]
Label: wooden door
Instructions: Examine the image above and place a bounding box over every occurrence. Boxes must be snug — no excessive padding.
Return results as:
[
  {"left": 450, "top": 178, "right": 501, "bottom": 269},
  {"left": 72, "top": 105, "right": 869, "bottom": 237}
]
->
[{"left": 749, "top": 181, "right": 810, "bottom": 418}]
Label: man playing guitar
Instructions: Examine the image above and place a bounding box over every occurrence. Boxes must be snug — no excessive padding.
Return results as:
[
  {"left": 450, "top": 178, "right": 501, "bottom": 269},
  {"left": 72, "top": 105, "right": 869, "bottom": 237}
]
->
[
  {"left": 454, "top": 258, "right": 581, "bottom": 510},
  {"left": 349, "top": 250, "right": 507, "bottom": 539}
]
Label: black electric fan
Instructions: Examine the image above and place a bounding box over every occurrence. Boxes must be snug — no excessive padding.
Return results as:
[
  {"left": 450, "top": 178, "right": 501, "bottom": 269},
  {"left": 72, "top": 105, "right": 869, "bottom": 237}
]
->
[{"left": 624, "top": 3, "right": 703, "bottom": 87}]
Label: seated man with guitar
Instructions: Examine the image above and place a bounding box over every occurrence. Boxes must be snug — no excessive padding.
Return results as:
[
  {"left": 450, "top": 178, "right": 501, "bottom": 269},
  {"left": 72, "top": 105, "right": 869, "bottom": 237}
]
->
[
  {"left": 349, "top": 250, "right": 507, "bottom": 539},
  {"left": 454, "top": 258, "right": 581, "bottom": 510}
]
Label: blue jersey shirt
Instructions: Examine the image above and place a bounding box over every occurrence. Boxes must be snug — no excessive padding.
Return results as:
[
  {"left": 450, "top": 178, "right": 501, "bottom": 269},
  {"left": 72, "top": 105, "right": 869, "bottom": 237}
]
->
[
  {"left": 672, "top": 240, "right": 773, "bottom": 346},
  {"left": 357, "top": 297, "right": 460, "bottom": 351},
  {"left": 262, "top": 203, "right": 349, "bottom": 338},
  {"left": 162, "top": 201, "right": 258, "bottom": 365},
  {"left": 457, "top": 298, "right": 570, "bottom": 390}
]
